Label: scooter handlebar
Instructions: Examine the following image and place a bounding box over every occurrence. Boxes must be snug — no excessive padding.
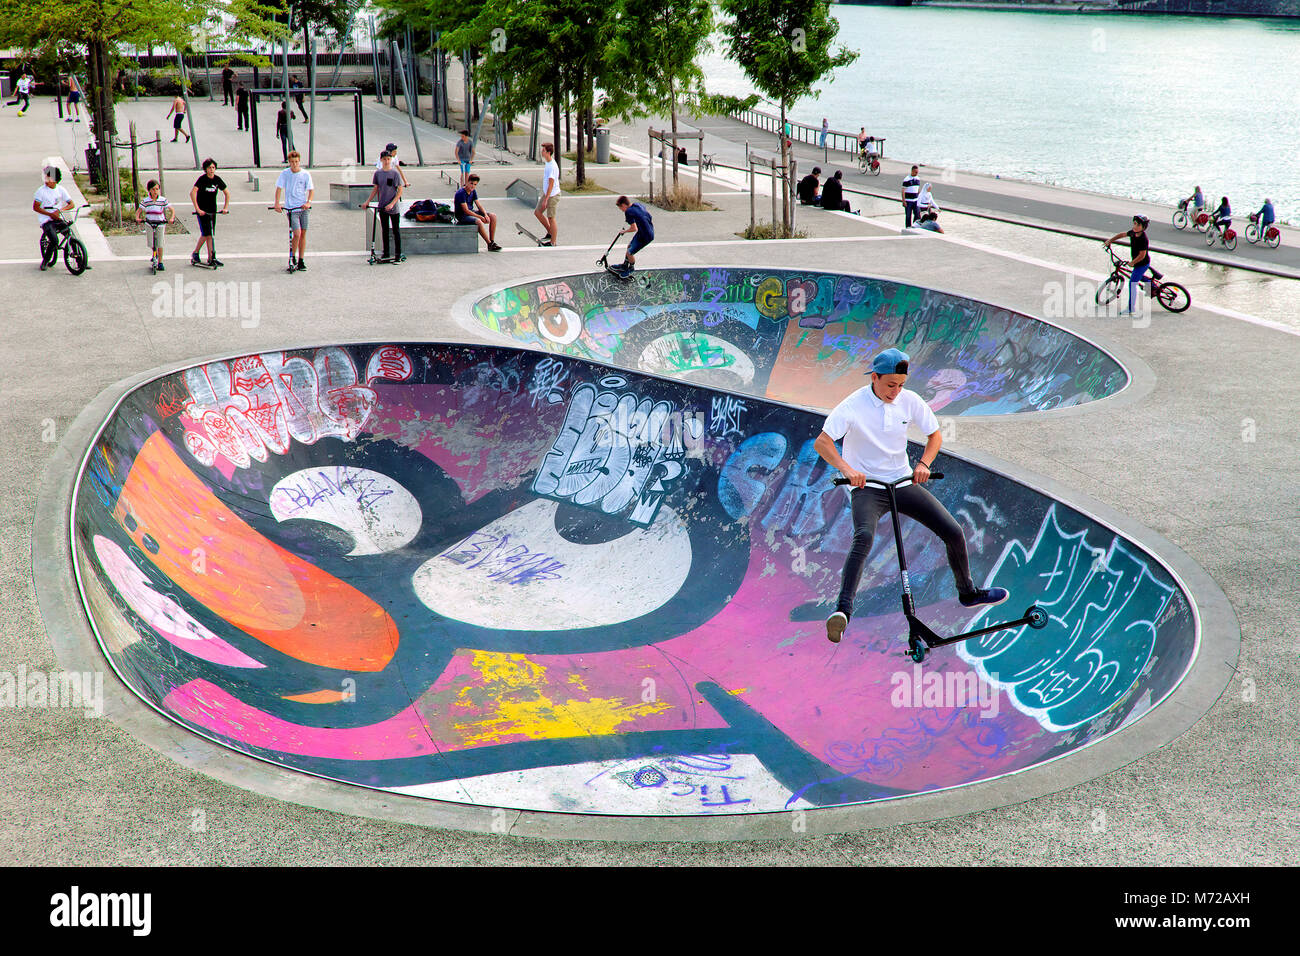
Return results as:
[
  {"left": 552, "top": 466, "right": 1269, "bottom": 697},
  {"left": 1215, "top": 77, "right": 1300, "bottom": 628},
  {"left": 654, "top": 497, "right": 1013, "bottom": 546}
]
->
[{"left": 833, "top": 472, "right": 943, "bottom": 487}]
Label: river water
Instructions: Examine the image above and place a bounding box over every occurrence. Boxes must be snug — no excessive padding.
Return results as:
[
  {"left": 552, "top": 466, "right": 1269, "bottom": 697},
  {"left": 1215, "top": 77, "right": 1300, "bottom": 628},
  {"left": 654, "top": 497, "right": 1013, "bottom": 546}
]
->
[{"left": 700, "top": 7, "right": 1300, "bottom": 221}]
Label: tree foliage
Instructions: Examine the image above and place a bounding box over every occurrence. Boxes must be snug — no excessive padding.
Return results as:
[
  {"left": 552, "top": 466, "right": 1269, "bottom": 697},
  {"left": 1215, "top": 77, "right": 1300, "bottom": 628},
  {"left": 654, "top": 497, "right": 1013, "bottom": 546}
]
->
[{"left": 718, "top": 0, "right": 857, "bottom": 234}]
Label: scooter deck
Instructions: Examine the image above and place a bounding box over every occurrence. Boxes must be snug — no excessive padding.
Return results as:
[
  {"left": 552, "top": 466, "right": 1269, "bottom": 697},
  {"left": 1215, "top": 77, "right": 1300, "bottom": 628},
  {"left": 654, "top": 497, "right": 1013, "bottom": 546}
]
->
[{"left": 906, "top": 604, "right": 1047, "bottom": 662}]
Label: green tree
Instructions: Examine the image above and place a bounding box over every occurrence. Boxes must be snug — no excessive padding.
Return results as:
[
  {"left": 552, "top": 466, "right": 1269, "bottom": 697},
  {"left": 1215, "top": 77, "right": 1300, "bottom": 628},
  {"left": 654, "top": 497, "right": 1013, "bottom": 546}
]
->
[
  {"left": 0, "top": 0, "right": 208, "bottom": 202},
  {"left": 718, "top": 0, "right": 857, "bottom": 235},
  {"left": 443, "top": 0, "right": 620, "bottom": 187},
  {"left": 604, "top": 0, "right": 714, "bottom": 188}
]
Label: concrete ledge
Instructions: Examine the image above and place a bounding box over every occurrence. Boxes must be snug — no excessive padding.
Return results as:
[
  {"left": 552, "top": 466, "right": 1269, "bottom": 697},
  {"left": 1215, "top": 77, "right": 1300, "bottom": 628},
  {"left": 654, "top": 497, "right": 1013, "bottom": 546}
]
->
[
  {"left": 506, "top": 177, "right": 540, "bottom": 207},
  {"left": 331, "top": 182, "right": 374, "bottom": 205},
  {"left": 364, "top": 207, "right": 477, "bottom": 254}
]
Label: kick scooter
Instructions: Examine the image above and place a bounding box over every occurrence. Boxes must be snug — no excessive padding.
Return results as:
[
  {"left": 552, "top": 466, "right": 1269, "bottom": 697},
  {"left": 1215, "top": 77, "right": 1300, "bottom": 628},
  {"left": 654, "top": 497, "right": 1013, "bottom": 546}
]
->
[
  {"left": 833, "top": 473, "right": 1048, "bottom": 662},
  {"left": 190, "top": 210, "right": 228, "bottom": 269},
  {"left": 363, "top": 201, "right": 405, "bottom": 264},
  {"left": 597, "top": 232, "right": 633, "bottom": 280},
  {"left": 269, "top": 206, "right": 303, "bottom": 272}
]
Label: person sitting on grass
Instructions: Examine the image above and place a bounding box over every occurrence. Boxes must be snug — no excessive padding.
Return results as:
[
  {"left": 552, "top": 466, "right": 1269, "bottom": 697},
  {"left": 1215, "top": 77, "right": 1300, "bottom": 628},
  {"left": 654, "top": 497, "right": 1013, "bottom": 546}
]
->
[{"left": 454, "top": 173, "right": 501, "bottom": 251}]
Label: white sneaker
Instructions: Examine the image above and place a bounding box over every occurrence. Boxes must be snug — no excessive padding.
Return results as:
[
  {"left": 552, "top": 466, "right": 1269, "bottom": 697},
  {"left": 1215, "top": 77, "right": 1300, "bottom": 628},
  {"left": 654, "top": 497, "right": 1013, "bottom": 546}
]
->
[{"left": 826, "top": 611, "right": 848, "bottom": 644}]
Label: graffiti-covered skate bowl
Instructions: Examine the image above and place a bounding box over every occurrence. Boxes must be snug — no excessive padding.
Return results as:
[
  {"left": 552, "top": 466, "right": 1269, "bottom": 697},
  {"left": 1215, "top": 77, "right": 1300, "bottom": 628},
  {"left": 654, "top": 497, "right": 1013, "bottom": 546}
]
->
[
  {"left": 460, "top": 268, "right": 1128, "bottom": 416},
  {"left": 71, "top": 342, "right": 1198, "bottom": 826}
]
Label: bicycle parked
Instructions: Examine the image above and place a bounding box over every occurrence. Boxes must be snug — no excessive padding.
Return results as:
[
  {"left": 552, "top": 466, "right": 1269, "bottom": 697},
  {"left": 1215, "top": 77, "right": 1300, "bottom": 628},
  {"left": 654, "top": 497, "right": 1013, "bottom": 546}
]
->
[
  {"left": 1245, "top": 212, "right": 1281, "bottom": 249},
  {"left": 1095, "top": 246, "right": 1190, "bottom": 313},
  {"left": 39, "top": 204, "right": 90, "bottom": 275}
]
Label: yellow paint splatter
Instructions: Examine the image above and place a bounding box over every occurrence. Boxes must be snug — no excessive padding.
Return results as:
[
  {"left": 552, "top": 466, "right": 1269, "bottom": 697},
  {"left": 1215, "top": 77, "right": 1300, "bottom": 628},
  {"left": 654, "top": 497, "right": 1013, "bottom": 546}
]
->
[{"left": 454, "top": 651, "right": 670, "bottom": 745}]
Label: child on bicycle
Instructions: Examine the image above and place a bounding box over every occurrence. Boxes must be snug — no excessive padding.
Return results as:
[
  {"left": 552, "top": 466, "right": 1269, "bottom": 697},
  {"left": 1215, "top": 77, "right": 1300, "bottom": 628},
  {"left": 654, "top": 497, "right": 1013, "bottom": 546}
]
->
[
  {"left": 136, "top": 180, "right": 176, "bottom": 271},
  {"left": 1103, "top": 215, "right": 1152, "bottom": 314},
  {"left": 33, "top": 165, "right": 74, "bottom": 270}
]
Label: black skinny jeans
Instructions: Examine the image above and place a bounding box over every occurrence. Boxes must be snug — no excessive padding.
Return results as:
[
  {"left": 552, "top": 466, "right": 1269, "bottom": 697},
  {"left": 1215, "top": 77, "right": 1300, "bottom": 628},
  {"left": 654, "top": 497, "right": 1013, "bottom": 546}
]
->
[
  {"left": 836, "top": 482, "right": 975, "bottom": 617},
  {"left": 378, "top": 211, "right": 401, "bottom": 258}
]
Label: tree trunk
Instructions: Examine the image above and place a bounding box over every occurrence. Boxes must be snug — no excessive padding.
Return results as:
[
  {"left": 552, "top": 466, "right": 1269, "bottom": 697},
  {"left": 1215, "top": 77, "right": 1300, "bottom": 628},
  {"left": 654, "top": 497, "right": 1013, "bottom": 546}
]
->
[
  {"left": 670, "top": 81, "right": 680, "bottom": 188},
  {"left": 779, "top": 100, "right": 790, "bottom": 237},
  {"left": 551, "top": 79, "right": 560, "bottom": 154},
  {"left": 573, "top": 68, "right": 585, "bottom": 187}
]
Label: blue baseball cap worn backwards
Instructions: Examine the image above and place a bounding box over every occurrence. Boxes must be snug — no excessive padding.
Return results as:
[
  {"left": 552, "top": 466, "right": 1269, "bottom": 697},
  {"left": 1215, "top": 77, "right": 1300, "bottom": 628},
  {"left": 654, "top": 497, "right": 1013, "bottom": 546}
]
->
[{"left": 871, "top": 348, "right": 910, "bottom": 375}]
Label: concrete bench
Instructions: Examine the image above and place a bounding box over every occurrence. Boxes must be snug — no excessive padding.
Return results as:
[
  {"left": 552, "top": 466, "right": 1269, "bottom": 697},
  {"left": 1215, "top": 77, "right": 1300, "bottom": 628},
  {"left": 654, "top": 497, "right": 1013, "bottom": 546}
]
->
[
  {"left": 506, "top": 178, "right": 540, "bottom": 207},
  {"left": 332, "top": 182, "right": 376, "bottom": 205},
  {"left": 364, "top": 203, "right": 478, "bottom": 255}
]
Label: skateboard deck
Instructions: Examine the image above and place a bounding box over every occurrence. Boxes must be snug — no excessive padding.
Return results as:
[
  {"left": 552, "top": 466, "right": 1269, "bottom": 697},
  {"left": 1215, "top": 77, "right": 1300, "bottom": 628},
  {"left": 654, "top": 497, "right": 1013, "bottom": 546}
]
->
[{"left": 515, "top": 222, "right": 547, "bottom": 246}]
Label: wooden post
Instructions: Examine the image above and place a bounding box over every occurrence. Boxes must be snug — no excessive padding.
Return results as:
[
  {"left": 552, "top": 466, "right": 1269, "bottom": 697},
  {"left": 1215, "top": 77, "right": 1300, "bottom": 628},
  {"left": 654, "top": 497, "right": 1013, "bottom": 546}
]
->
[
  {"left": 129, "top": 121, "right": 140, "bottom": 213},
  {"left": 789, "top": 157, "right": 797, "bottom": 235},
  {"left": 770, "top": 157, "right": 778, "bottom": 237},
  {"left": 696, "top": 134, "right": 703, "bottom": 204},
  {"left": 749, "top": 157, "right": 755, "bottom": 234},
  {"left": 660, "top": 135, "right": 667, "bottom": 199}
]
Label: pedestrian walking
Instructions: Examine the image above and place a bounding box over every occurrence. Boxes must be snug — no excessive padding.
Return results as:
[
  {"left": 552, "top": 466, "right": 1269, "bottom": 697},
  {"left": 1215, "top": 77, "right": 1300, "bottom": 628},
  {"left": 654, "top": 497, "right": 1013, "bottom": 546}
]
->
[
  {"left": 533, "top": 142, "right": 560, "bottom": 246},
  {"left": 166, "top": 94, "right": 191, "bottom": 143}
]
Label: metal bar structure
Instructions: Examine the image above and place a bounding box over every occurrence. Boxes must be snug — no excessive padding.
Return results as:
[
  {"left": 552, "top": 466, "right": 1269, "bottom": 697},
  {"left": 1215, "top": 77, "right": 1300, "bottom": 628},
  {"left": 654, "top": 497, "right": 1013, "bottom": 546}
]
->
[
  {"left": 174, "top": 52, "right": 201, "bottom": 169},
  {"left": 324, "top": 13, "right": 357, "bottom": 100},
  {"left": 307, "top": 32, "right": 317, "bottom": 168},
  {"left": 369, "top": 17, "right": 384, "bottom": 104},
  {"left": 280, "top": 26, "right": 295, "bottom": 154},
  {"left": 247, "top": 88, "right": 363, "bottom": 167},
  {"left": 392, "top": 39, "right": 425, "bottom": 165},
  {"left": 729, "top": 104, "right": 886, "bottom": 160}
]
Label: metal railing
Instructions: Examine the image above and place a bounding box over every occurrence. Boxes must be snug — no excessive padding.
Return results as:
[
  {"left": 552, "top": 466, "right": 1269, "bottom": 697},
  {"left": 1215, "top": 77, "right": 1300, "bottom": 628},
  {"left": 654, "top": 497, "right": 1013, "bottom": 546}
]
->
[{"left": 729, "top": 105, "right": 885, "bottom": 159}]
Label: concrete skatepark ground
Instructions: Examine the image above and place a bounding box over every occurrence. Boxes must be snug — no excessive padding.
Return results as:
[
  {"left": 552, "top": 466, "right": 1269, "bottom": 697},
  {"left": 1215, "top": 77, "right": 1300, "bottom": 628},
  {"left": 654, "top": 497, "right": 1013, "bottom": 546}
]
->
[{"left": 3, "top": 90, "right": 1296, "bottom": 866}]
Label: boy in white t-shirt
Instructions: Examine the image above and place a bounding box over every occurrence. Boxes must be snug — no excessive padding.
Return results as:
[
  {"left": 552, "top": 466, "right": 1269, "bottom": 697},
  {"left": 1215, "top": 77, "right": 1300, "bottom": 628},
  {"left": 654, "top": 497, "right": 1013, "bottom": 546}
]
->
[
  {"left": 273, "top": 150, "right": 315, "bottom": 270},
  {"left": 814, "top": 347, "right": 1009, "bottom": 644},
  {"left": 33, "top": 165, "right": 74, "bottom": 270}
]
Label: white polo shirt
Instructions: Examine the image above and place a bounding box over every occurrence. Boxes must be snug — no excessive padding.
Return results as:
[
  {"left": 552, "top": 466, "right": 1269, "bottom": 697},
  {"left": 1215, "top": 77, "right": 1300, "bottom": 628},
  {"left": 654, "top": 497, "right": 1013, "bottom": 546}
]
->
[{"left": 822, "top": 384, "right": 939, "bottom": 482}]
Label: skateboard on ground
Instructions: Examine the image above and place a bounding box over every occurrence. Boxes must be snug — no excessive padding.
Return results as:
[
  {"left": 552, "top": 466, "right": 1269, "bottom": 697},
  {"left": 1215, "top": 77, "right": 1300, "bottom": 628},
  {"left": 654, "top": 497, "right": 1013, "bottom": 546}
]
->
[{"left": 516, "top": 222, "right": 549, "bottom": 246}]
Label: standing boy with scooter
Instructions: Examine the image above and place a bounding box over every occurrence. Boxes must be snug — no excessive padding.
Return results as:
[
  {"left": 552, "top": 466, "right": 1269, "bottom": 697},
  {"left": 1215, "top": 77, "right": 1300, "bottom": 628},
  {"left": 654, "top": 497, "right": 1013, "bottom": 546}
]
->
[
  {"left": 189, "top": 159, "right": 229, "bottom": 267},
  {"left": 814, "top": 348, "right": 1009, "bottom": 644}
]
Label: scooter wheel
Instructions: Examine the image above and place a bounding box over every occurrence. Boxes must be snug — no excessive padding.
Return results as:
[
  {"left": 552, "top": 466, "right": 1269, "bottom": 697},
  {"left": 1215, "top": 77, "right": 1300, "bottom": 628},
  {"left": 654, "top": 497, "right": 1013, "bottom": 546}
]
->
[
  {"left": 1026, "top": 605, "right": 1048, "bottom": 630},
  {"left": 909, "top": 641, "right": 928, "bottom": 663}
]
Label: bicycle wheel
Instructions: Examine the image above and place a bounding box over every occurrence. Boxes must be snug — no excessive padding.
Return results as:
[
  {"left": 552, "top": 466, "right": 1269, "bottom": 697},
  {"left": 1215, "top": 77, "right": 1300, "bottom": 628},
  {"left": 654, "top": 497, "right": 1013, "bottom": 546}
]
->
[
  {"left": 1223, "top": 232, "right": 1236, "bottom": 251},
  {"left": 1267, "top": 228, "right": 1281, "bottom": 249},
  {"left": 64, "top": 237, "right": 88, "bottom": 276},
  {"left": 1095, "top": 274, "right": 1123, "bottom": 306},
  {"left": 869, "top": 159, "right": 881, "bottom": 176},
  {"left": 1245, "top": 223, "right": 1259, "bottom": 244},
  {"left": 1205, "top": 229, "right": 1217, "bottom": 247},
  {"left": 857, "top": 155, "right": 867, "bottom": 174},
  {"left": 1155, "top": 281, "right": 1190, "bottom": 313},
  {"left": 1172, "top": 210, "right": 1187, "bottom": 230}
]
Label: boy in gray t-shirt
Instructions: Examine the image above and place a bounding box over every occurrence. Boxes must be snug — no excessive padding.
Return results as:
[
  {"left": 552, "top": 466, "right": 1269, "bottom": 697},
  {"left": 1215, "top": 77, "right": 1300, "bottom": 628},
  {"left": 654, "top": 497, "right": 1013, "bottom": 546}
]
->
[
  {"left": 455, "top": 130, "right": 474, "bottom": 187},
  {"left": 360, "top": 152, "right": 405, "bottom": 261}
]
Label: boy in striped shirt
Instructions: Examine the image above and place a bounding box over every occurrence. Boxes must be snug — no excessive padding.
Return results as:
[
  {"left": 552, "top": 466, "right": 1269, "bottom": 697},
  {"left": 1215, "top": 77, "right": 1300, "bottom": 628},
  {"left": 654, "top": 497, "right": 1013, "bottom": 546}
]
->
[{"left": 135, "top": 180, "right": 175, "bottom": 271}]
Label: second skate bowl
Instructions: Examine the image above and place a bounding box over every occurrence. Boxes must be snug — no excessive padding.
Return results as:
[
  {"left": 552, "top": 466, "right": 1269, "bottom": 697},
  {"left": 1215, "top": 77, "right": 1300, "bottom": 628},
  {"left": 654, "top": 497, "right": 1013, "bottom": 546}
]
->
[
  {"left": 460, "top": 267, "right": 1128, "bottom": 416},
  {"left": 65, "top": 341, "right": 1208, "bottom": 832}
]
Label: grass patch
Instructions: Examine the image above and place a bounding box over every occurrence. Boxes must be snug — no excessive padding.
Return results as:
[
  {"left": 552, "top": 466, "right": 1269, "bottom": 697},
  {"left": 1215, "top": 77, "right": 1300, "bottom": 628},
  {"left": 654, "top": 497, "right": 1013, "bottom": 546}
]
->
[
  {"left": 646, "top": 185, "right": 715, "bottom": 212},
  {"left": 563, "top": 149, "right": 619, "bottom": 164},
  {"left": 561, "top": 176, "right": 612, "bottom": 195},
  {"left": 738, "top": 221, "right": 808, "bottom": 240}
]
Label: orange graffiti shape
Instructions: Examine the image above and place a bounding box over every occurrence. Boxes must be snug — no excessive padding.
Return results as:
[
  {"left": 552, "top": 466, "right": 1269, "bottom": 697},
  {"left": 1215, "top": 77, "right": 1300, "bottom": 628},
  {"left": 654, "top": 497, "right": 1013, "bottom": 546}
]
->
[{"left": 112, "top": 432, "right": 399, "bottom": 671}]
